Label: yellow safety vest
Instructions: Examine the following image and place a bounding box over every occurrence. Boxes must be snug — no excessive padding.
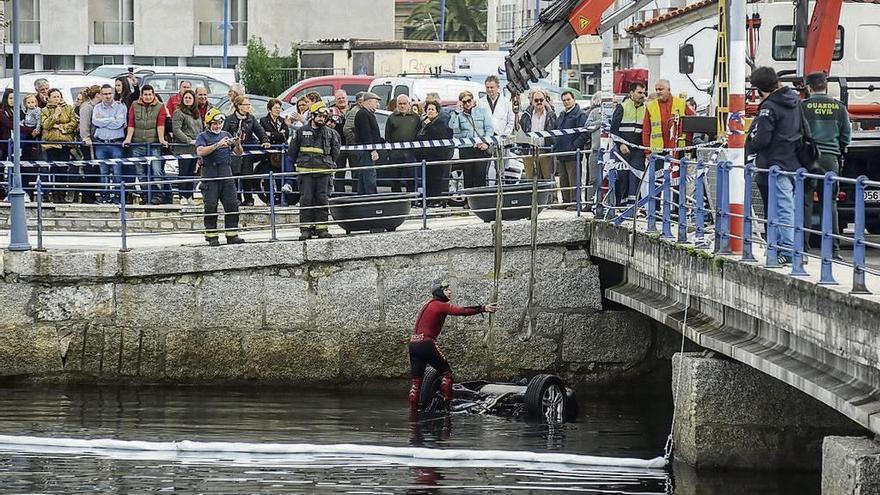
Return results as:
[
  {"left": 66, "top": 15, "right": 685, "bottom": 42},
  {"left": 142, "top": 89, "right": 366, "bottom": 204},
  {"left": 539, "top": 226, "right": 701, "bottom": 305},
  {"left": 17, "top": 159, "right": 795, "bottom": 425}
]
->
[
  {"left": 646, "top": 97, "right": 686, "bottom": 152},
  {"left": 618, "top": 99, "right": 646, "bottom": 136}
]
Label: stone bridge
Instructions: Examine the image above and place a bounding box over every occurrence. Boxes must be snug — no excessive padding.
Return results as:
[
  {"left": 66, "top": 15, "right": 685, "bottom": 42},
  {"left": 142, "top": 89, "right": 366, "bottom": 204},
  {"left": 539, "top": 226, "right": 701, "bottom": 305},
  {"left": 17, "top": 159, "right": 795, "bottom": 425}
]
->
[{"left": 1, "top": 214, "right": 878, "bottom": 492}]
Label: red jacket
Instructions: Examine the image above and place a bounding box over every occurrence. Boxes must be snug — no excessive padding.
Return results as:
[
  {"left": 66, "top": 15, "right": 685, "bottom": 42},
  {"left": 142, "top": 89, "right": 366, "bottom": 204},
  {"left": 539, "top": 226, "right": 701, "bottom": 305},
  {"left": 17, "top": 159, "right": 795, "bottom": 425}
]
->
[{"left": 411, "top": 298, "right": 484, "bottom": 341}]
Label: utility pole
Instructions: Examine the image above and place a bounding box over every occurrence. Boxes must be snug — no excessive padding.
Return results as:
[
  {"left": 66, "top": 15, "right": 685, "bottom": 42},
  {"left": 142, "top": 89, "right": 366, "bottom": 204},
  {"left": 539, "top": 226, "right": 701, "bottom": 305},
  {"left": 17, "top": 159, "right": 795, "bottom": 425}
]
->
[
  {"left": 439, "top": 0, "right": 446, "bottom": 42},
  {"left": 222, "top": 0, "right": 230, "bottom": 68},
  {"left": 487, "top": 0, "right": 498, "bottom": 46},
  {"left": 8, "top": 0, "right": 32, "bottom": 251},
  {"left": 727, "top": 0, "right": 746, "bottom": 253}
]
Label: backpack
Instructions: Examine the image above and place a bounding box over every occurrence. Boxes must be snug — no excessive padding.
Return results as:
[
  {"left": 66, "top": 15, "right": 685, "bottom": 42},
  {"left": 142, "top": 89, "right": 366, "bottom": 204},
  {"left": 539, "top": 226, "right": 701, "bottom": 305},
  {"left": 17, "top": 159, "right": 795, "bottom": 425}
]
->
[{"left": 796, "top": 103, "right": 820, "bottom": 168}]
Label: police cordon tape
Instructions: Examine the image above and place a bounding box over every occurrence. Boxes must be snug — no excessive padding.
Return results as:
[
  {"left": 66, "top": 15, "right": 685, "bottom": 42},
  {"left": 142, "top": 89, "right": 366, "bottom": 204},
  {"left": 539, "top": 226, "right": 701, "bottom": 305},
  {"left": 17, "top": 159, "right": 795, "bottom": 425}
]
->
[{"left": 1, "top": 125, "right": 726, "bottom": 169}]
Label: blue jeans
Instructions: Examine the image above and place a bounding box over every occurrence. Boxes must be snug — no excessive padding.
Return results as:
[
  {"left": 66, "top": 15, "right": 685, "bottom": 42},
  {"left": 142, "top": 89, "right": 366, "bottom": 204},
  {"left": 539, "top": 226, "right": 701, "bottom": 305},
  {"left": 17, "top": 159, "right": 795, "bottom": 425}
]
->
[
  {"left": 356, "top": 151, "right": 378, "bottom": 195},
  {"left": 130, "top": 144, "right": 170, "bottom": 203},
  {"left": 95, "top": 142, "right": 124, "bottom": 202},
  {"left": 774, "top": 172, "right": 795, "bottom": 255}
]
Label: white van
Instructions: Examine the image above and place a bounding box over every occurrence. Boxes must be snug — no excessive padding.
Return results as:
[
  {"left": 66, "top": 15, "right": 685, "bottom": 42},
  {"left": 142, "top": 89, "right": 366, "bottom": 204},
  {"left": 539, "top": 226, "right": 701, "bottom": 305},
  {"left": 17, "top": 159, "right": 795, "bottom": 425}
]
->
[
  {"left": 88, "top": 65, "right": 237, "bottom": 86},
  {"left": 0, "top": 73, "right": 114, "bottom": 104},
  {"left": 368, "top": 77, "right": 486, "bottom": 107},
  {"left": 752, "top": 1, "right": 880, "bottom": 104}
]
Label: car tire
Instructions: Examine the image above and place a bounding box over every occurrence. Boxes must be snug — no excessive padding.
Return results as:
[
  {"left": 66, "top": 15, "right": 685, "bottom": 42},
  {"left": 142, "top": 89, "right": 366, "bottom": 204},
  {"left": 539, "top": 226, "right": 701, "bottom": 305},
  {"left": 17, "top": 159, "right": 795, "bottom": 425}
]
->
[
  {"left": 419, "top": 367, "right": 444, "bottom": 412},
  {"left": 524, "top": 374, "right": 567, "bottom": 423}
]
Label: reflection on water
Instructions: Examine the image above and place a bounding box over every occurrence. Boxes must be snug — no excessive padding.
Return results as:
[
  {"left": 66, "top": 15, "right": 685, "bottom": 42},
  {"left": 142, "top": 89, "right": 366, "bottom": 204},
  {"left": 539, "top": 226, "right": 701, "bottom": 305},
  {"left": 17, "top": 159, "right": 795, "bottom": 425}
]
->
[{"left": 0, "top": 386, "right": 818, "bottom": 494}]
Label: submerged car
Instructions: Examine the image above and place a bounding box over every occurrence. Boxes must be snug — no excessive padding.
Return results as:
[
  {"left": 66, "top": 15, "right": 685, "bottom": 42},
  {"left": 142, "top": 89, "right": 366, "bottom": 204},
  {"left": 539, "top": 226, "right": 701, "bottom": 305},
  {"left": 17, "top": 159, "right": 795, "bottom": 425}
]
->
[{"left": 419, "top": 368, "right": 579, "bottom": 423}]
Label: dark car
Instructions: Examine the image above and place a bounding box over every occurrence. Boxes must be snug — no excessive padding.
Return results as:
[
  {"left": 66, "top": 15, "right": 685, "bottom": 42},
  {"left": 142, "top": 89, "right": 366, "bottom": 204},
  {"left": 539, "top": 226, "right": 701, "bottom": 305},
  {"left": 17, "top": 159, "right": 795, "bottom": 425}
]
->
[
  {"left": 215, "top": 94, "right": 293, "bottom": 120},
  {"left": 418, "top": 367, "right": 579, "bottom": 423}
]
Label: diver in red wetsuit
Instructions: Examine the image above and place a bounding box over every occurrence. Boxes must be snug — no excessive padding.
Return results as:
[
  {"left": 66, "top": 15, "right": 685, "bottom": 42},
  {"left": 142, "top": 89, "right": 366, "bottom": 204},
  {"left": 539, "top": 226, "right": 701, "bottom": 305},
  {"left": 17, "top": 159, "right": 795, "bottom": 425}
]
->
[{"left": 408, "top": 279, "right": 500, "bottom": 412}]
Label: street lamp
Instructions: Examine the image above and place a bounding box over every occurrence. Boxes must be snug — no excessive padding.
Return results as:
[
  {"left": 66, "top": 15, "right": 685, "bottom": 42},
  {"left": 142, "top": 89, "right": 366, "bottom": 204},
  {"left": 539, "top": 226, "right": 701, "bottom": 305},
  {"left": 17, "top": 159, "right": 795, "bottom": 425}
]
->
[{"left": 7, "top": 0, "right": 32, "bottom": 251}]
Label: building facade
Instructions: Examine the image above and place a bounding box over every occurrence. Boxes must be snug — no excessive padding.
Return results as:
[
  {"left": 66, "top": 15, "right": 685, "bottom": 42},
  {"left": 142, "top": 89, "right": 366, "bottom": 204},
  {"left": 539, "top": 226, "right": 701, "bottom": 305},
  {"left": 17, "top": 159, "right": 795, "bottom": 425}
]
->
[{"left": 2, "top": 0, "right": 394, "bottom": 74}]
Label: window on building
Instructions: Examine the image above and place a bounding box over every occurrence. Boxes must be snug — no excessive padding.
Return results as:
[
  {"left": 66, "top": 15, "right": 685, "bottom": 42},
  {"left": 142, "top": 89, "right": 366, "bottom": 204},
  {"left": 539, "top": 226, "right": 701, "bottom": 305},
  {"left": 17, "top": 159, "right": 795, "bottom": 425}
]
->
[
  {"left": 91, "top": 0, "right": 134, "bottom": 44},
  {"left": 132, "top": 56, "right": 179, "bottom": 67},
  {"left": 5, "top": 54, "right": 36, "bottom": 72},
  {"left": 196, "top": 0, "right": 248, "bottom": 46},
  {"left": 43, "top": 55, "right": 76, "bottom": 71},
  {"left": 772, "top": 25, "right": 843, "bottom": 61},
  {"left": 4, "top": 0, "right": 40, "bottom": 43},
  {"left": 84, "top": 55, "right": 125, "bottom": 71},
  {"left": 187, "top": 57, "right": 235, "bottom": 68}
]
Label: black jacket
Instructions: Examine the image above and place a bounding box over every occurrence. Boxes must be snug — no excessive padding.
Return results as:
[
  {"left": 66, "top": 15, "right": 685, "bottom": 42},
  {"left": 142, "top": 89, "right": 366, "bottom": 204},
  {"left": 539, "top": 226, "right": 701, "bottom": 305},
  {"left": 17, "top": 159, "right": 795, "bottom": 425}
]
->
[
  {"left": 224, "top": 113, "right": 270, "bottom": 146},
  {"left": 259, "top": 115, "right": 289, "bottom": 145},
  {"left": 354, "top": 108, "right": 382, "bottom": 145},
  {"left": 417, "top": 117, "right": 454, "bottom": 162},
  {"left": 746, "top": 86, "right": 802, "bottom": 172}
]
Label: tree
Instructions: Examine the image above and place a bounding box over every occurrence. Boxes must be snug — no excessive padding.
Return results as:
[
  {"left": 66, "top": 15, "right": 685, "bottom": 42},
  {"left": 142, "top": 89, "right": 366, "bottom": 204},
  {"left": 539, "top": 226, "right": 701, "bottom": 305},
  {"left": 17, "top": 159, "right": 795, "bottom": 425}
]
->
[
  {"left": 240, "top": 37, "right": 298, "bottom": 97},
  {"left": 406, "top": 0, "right": 488, "bottom": 42}
]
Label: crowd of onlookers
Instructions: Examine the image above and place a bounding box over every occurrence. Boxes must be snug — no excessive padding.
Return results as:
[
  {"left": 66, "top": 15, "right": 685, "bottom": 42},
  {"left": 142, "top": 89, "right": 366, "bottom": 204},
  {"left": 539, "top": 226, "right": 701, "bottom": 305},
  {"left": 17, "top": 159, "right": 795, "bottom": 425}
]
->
[{"left": 0, "top": 73, "right": 612, "bottom": 210}]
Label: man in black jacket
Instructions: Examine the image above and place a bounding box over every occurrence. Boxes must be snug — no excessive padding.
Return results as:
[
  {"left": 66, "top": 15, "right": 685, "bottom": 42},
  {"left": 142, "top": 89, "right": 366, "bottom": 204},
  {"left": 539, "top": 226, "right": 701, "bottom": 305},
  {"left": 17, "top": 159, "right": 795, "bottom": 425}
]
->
[
  {"left": 353, "top": 91, "right": 383, "bottom": 195},
  {"left": 746, "top": 67, "right": 802, "bottom": 264}
]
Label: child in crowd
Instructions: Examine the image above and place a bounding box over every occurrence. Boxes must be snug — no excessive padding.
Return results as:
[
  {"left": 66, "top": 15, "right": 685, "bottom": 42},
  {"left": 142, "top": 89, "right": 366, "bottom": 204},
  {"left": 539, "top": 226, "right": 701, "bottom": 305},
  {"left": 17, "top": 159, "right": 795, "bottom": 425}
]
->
[{"left": 22, "top": 94, "right": 41, "bottom": 136}]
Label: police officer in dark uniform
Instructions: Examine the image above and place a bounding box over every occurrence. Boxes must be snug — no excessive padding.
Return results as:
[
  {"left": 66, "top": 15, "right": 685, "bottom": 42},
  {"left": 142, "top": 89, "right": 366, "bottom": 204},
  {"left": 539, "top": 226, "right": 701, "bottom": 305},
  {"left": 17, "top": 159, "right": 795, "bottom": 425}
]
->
[
  {"left": 289, "top": 101, "right": 341, "bottom": 241},
  {"left": 802, "top": 72, "right": 852, "bottom": 258}
]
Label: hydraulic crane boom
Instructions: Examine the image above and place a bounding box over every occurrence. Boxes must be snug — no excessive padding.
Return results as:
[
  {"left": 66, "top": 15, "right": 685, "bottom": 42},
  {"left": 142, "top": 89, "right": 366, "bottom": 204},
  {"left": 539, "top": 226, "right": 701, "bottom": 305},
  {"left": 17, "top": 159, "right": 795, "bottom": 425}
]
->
[{"left": 504, "top": 0, "right": 653, "bottom": 94}]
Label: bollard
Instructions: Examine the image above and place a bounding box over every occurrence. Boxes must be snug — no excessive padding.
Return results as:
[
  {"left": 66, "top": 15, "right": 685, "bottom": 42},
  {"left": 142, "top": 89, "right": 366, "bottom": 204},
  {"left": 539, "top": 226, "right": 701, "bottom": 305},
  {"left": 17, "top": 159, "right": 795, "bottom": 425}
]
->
[
  {"left": 268, "top": 170, "right": 277, "bottom": 242},
  {"left": 818, "top": 171, "right": 837, "bottom": 285},
  {"left": 119, "top": 181, "right": 129, "bottom": 252},
  {"left": 790, "top": 169, "right": 809, "bottom": 276},
  {"left": 421, "top": 160, "right": 428, "bottom": 230},
  {"left": 575, "top": 149, "right": 583, "bottom": 215},
  {"left": 851, "top": 176, "right": 870, "bottom": 294},
  {"left": 660, "top": 157, "right": 673, "bottom": 239},
  {"left": 741, "top": 163, "right": 757, "bottom": 262},
  {"left": 694, "top": 160, "right": 706, "bottom": 244},
  {"left": 35, "top": 178, "right": 44, "bottom": 251},
  {"left": 765, "top": 166, "right": 781, "bottom": 267},
  {"left": 677, "top": 158, "right": 688, "bottom": 243},
  {"left": 646, "top": 156, "right": 658, "bottom": 233}
]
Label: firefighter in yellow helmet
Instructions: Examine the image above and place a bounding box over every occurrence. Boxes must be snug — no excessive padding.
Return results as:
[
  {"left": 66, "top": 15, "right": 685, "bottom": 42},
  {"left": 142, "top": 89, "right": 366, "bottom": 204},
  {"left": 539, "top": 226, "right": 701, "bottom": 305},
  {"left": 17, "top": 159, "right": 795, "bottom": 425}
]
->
[
  {"left": 289, "top": 101, "right": 341, "bottom": 240},
  {"left": 195, "top": 108, "right": 245, "bottom": 246}
]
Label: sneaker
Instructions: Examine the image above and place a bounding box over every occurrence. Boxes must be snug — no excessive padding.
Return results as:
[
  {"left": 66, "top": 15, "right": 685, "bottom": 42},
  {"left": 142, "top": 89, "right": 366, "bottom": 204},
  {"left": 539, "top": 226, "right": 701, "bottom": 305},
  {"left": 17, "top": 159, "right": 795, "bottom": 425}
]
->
[
  {"left": 179, "top": 197, "right": 189, "bottom": 206},
  {"left": 206, "top": 237, "right": 220, "bottom": 247},
  {"left": 281, "top": 183, "right": 294, "bottom": 194},
  {"left": 298, "top": 230, "right": 313, "bottom": 241},
  {"left": 226, "top": 236, "right": 245, "bottom": 245},
  {"left": 315, "top": 230, "right": 332, "bottom": 239},
  {"left": 777, "top": 254, "right": 792, "bottom": 266}
]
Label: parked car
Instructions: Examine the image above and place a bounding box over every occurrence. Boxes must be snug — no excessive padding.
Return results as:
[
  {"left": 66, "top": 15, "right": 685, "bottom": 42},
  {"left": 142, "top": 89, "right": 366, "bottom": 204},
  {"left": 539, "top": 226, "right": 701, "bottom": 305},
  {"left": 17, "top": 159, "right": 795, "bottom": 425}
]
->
[
  {"left": 215, "top": 94, "right": 292, "bottom": 120},
  {"left": 278, "top": 75, "right": 375, "bottom": 105},
  {"left": 368, "top": 76, "right": 486, "bottom": 109},
  {"left": 0, "top": 72, "right": 113, "bottom": 105},
  {"left": 132, "top": 71, "right": 230, "bottom": 101},
  {"left": 88, "top": 65, "right": 237, "bottom": 85}
]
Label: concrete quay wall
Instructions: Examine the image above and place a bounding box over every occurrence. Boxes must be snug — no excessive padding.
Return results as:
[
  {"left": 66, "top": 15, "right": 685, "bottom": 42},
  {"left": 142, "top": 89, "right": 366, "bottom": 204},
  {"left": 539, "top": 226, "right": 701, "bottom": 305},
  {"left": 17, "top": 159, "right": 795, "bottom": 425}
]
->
[{"left": 0, "top": 217, "right": 659, "bottom": 385}]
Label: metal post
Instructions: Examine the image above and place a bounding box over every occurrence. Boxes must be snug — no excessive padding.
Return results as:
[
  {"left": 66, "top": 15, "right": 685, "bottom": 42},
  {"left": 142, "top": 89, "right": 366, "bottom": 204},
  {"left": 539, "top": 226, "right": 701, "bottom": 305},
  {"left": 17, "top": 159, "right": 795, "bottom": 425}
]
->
[
  {"left": 661, "top": 158, "right": 673, "bottom": 239},
  {"left": 268, "top": 170, "right": 277, "bottom": 241},
  {"left": 765, "top": 166, "right": 780, "bottom": 267},
  {"left": 421, "top": 159, "right": 428, "bottom": 230},
  {"left": 146, "top": 144, "right": 153, "bottom": 205},
  {"left": 606, "top": 168, "right": 616, "bottom": 219},
  {"left": 677, "top": 158, "right": 688, "bottom": 243},
  {"left": 818, "top": 171, "right": 836, "bottom": 285},
  {"left": 715, "top": 162, "right": 731, "bottom": 254},
  {"left": 7, "top": 0, "right": 32, "bottom": 251},
  {"left": 741, "top": 163, "right": 757, "bottom": 262},
  {"left": 851, "top": 176, "right": 869, "bottom": 294},
  {"left": 119, "top": 181, "right": 129, "bottom": 252},
  {"left": 223, "top": 0, "right": 230, "bottom": 68},
  {"left": 439, "top": 0, "right": 446, "bottom": 42},
  {"left": 35, "top": 178, "right": 44, "bottom": 251},
  {"left": 694, "top": 160, "right": 706, "bottom": 244},
  {"left": 791, "top": 169, "right": 809, "bottom": 276},
  {"left": 646, "top": 156, "right": 657, "bottom": 233},
  {"left": 575, "top": 149, "right": 582, "bottom": 216}
]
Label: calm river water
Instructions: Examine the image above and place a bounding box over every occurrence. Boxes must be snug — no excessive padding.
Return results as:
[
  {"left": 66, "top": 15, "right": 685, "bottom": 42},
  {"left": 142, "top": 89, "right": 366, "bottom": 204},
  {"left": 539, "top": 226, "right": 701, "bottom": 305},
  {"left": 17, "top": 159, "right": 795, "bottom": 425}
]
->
[{"left": 0, "top": 385, "right": 819, "bottom": 494}]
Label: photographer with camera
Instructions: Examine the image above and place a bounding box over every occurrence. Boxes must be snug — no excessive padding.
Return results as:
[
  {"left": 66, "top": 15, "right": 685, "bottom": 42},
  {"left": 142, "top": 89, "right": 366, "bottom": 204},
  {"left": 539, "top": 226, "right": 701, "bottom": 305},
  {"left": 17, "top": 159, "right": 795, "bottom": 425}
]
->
[{"left": 196, "top": 108, "right": 246, "bottom": 247}]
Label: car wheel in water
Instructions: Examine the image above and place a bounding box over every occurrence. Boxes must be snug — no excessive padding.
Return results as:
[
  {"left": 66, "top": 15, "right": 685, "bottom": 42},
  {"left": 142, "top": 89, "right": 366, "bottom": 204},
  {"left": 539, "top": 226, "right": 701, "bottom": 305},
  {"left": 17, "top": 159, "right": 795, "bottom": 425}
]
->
[
  {"left": 524, "top": 374, "right": 566, "bottom": 423},
  {"left": 419, "top": 367, "right": 444, "bottom": 412}
]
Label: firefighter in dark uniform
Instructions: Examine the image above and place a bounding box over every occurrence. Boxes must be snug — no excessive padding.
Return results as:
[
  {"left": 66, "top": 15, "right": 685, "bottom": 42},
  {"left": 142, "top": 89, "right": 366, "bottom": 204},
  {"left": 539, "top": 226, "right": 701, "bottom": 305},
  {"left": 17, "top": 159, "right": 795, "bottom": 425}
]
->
[
  {"left": 610, "top": 82, "right": 647, "bottom": 207},
  {"left": 195, "top": 108, "right": 245, "bottom": 246},
  {"left": 408, "top": 279, "right": 500, "bottom": 413},
  {"left": 289, "top": 102, "right": 341, "bottom": 241}
]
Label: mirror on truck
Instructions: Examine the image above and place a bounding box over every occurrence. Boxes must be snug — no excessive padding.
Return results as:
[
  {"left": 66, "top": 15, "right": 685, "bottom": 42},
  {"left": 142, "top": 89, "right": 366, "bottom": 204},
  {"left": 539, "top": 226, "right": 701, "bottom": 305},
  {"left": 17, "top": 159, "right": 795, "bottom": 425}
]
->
[{"left": 679, "top": 44, "right": 695, "bottom": 74}]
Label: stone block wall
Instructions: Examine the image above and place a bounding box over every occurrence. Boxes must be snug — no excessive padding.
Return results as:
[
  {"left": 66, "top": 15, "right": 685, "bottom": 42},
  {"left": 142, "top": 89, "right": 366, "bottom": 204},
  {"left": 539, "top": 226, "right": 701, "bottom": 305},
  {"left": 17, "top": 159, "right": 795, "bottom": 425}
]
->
[{"left": 0, "top": 217, "right": 658, "bottom": 386}]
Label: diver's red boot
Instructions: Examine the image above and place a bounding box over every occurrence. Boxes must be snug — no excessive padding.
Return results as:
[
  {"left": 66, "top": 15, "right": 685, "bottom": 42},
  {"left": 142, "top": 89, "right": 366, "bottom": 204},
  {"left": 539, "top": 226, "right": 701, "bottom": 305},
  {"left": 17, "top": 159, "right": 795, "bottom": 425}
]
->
[
  {"left": 440, "top": 373, "right": 454, "bottom": 410},
  {"left": 408, "top": 378, "right": 422, "bottom": 412}
]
